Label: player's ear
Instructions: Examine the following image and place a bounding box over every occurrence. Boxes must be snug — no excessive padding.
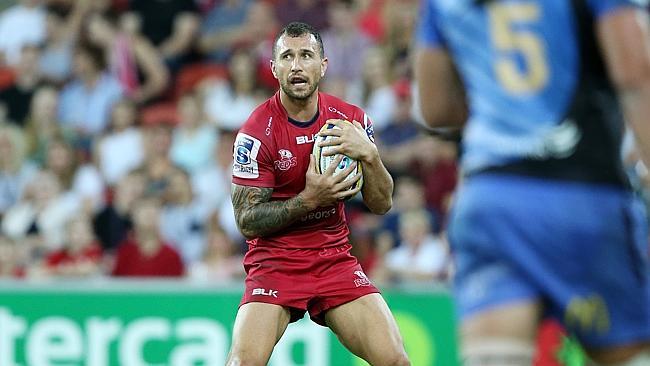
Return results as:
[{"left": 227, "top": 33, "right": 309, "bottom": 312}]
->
[
  {"left": 270, "top": 59, "right": 278, "bottom": 79},
  {"left": 320, "top": 57, "right": 328, "bottom": 77}
]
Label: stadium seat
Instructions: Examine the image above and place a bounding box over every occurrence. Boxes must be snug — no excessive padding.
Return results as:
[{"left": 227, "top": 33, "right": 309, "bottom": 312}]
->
[
  {"left": 140, "top": 102, "right": 179, "bottom": 126},
  {"left": 0, "top": 67, "right": 16, "bottom": 90},
  {"left": 174, "top": 63, "right": 227, "bottom": 100}
]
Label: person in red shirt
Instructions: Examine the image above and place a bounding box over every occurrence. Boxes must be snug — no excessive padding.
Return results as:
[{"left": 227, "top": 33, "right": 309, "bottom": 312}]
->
[
  {"left": 111, "top": 196, "right": 184, "bottom": 277},
  {"left": 44, "top": 216, "right": 103, "bottom": 277},
  {"left": 228, "top": 22, "right": 409, "bottom": 366}
]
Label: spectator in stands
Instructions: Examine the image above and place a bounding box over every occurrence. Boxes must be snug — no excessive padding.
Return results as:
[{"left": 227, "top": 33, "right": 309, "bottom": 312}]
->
[
  {"left": 95, "top": 99, "right": 144, "bottom": 185},
  {"left": 2, "top": 169, "right": 78, "bottom": 252},
  {"left": 243, "top": 1, "right": 280, "bottom": 90},
  {"left": 23, "top": 85, "right": 69, "bottom": 165},
  {"left": 111, "top": 196, "right": 184, "bottom": 277},
  {"left": 39, "top": 216, "right": 103, "bottom": 277},
  {"left": 127, "top": 0, "right": 200, "bottom": 70},
  {"left": 411, "top": 137, "right": 458, "bottom": 218},
  {"left": 356, "top": 0, "right": 386, "bottom": 43},
  {"left": 44, "top": 139, "right": 104, "bottom": 213},
  {"left": 191, "top": 142, "right": 230, "bottom": 224},
  {"left": 39, "top": 2, "right": 90, "bottom": 85},
  {"left": 86, "top": 12, "right": 169, "bottom": 105},
  {"left": 0, "top": 235, "right": 24, "bottom": 277},
  {"left": 381, "top": 209, "right": 449, "bottom": 283},
  {"left": 140, "top": 124, "right": 182, "bottom": 198},
  {"left": 320, "top": 0, "right": 372, "bottom": 98},
  {"left": 189, "top": 217, "right": 243, "bottom": 282},
  {"left": 160, "top": 169, "right": 207, "bottom": 265},
  {"left": 348, "top": 47, "right": 396, "bottom": 132},
  {"left": 93, "top": 170, "right": 144, "bottom": 251},
  {"left": 58, "top": 42, "right": 123, "bottom": 137},
  {"left": 377, "top": 80, "right": 422, "bottom": 175},
  {"left": 39, "top": 6, "right": 72, "bottom": 84},
  {"left": 382, "top": 0, "right": 417, "bottom": 79},
  {"left": 197, "top": 0, "right": 253, "bottom": 63},
  {"left": 376, "top": 175, "right": 440, "bottom": 249},
  {"left": 0, "top": 45, "right": 43, "bottom": 126},
  {"left": 202, "top": 49, "right": 262, "bottom": 131},
  {"left": 0, "top": 0, "right": 46, "bottom": 66},
  {"left": 0, "top": 124, "right": 37, "bottom": 218},
  {"left": 170, "top": 92, "right": 216, "bottom": 174}
]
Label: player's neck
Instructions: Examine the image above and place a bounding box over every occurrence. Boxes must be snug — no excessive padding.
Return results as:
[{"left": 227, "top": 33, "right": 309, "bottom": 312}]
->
[{"left": 280, "top": 90, "right": 319, "bottom": 122}]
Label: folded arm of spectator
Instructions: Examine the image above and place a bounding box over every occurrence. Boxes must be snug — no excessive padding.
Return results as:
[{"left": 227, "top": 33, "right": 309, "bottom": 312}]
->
[{"left": 158, "top": 12, "right": 200, "bottom": 59}]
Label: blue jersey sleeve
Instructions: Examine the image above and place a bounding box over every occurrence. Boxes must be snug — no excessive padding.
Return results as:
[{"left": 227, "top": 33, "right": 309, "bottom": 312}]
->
[
  {"left": 416, "top": 0, "right": 444, "bottom": 48},
  {"left": 587, "top": 0, "right": 648, "bottom": 18}
]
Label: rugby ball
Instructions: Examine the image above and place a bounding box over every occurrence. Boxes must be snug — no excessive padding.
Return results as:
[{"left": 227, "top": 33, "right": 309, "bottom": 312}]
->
[{"left": 313, "top": 123, "right": 364, "bottom": 193}]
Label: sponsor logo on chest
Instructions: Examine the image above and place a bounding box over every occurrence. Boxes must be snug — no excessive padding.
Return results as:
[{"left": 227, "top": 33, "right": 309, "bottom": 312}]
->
[{"left": 296, "top": 134, "right": 317, "bottom": 145}]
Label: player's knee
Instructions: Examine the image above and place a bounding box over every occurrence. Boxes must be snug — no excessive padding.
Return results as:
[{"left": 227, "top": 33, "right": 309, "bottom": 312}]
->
[
  {"left": 381, "top": 349, "right": 411, "bottom": 366},
  {"left": 391, "top": 353, "right": 411, "bottom": 366},
  {"left": 225, "top": 353, "right": 267, "bottom": 366}
]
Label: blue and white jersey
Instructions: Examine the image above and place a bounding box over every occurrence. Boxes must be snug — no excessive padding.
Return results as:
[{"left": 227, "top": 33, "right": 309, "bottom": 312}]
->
[{"left": 417, "top": 0, "right": 648, "bottom": 185}]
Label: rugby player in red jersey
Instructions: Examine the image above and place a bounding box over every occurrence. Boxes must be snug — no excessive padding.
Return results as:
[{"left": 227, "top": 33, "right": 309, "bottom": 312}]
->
[{"left": 227, "top": 22, "right": 410, "bottom": 366}]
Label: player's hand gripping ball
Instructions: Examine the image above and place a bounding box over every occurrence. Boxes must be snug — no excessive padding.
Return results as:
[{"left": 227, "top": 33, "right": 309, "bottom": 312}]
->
[{"left": 313, "top": 123, "right": 364, "bottom": 196}]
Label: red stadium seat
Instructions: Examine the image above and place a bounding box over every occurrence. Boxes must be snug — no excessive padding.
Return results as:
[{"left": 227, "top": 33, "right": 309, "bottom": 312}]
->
[
  {"left": 140, "top": 102, "right": 179, "bottom": 126},
  {"left": 0, "top": 67, "right": 16, "bottom": 90},
  {"left": 174, "top": 63, "right": 227, "bottom": 99}
]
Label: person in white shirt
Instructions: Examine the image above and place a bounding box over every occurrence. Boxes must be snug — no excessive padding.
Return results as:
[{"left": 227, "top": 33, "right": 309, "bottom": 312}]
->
[
  {"left": 0, "top": 0, "right": 45, "bottom": 66},
  {"left": 96, "top": 99, "right": 144, "bottom": 185},
  {"left": 384, "top": 209, "right": 449, "bottom": 283}
]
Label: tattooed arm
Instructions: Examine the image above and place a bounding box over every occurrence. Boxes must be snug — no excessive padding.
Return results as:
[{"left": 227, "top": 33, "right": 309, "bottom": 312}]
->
[
  {"left": 231, "top": 184, "right": 315, "bottom": 239},
  {"left": 232, "top": 154, "right": 362, "bottom": 239}
]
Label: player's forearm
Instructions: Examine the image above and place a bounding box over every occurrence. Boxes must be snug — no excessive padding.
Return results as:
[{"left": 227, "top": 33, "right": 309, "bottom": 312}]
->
[
  {"left": 232, "top": 186, "right": 316, "bottom": 239},
  {"left": 414, "top": 48, "right": 468, "bottom": 128},
  {"left": 621, "top": 85, "right": 650, "bottom": 166},
  {"left": 360, "top": 152, "right": 394, "bottom": 215}
]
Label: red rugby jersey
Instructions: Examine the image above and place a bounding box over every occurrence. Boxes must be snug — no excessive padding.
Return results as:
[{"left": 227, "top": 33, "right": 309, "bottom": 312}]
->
[{"left": 232, "top": 92, "right": 375, "bottom": 249}]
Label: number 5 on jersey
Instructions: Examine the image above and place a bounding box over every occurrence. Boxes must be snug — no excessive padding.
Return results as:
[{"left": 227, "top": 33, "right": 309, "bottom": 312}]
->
[{"left": 489, "top": 2, "right": 549, "bottom": 94}]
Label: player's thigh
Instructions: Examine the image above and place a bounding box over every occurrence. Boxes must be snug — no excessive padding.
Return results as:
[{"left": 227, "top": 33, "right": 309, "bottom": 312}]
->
[
  {"left": 461, "top": 300, "right": 543, "bottom": 342},
  {"left": 227, "top": 302, "right": 291, "bottom": 366},
  {"left": 585, "top": 342, "right": 650, "bottom": 365},
  {"left": 324, "top": 293, "right": 409, "bottom": 366}
]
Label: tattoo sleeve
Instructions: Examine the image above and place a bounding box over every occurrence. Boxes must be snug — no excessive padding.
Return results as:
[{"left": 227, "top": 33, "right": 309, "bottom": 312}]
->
[{"left": 231, "top": 184, "right": 314, "bottom": 239}]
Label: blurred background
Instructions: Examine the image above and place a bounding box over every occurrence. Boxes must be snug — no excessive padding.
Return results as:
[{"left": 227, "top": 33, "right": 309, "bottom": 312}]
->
[{"left": 0, "top": 0, "right": 646, "bottom": 365}]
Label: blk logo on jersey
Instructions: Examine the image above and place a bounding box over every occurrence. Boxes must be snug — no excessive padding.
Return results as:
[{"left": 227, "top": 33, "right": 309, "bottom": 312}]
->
[
  {"left": 274, "top": 149, "right": 297, "bottom": 171},
  {"left": 353, "top": 270, "right": 371, "bottom": 287},
  {"left": 296, "top": 134, "right": 317, "bottom": 145},
  {"left": 252, "top": 288, "right": 278, "bottom": 298},
  {"left": 233, "top": 133, "right": 261, "bottom": 179}
]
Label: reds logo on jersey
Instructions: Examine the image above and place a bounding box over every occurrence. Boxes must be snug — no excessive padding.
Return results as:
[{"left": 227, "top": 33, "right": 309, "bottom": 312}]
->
[
  {"left": 274, "top": 149, "right": 298, "bottom": 171},
  {"left": 353, "top": 270, "right": 371, "bottom": 287}
]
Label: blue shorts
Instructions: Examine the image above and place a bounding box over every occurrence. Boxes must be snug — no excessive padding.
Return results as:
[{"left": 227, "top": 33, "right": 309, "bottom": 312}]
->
[{"left": 448, "top": 173, "right": 650, "bottom": 347}]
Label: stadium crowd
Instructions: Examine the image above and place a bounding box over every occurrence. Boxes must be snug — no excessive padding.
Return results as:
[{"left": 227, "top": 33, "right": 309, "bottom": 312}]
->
[
  {"left": 0, "top": 0, "right": 645, "bottom": 287},
  {"left": 0, "top": 0, "right": 456, "bottom": 284}
]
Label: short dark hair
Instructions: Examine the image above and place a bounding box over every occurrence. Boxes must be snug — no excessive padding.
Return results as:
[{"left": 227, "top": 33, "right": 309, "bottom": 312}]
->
[
  {"left": 273, "top": 22, "right": 324, "bottom": 60},
  {"left": 75, "top": 41, "right": 107, "bottom": 71}
]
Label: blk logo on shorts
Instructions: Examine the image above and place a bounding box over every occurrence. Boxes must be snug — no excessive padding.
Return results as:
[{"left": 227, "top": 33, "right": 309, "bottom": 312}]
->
[
  {"left": 252, "top": 288, "right": 278, "bottom": 298},
  {"left": 353, "top": 271, "right": 371, "bottom": 287}
]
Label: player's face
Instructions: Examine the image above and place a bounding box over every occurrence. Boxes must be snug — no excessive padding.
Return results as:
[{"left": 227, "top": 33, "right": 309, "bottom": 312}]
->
[{"left": 272, "top": 34, "right": 328, "bottom": 100}]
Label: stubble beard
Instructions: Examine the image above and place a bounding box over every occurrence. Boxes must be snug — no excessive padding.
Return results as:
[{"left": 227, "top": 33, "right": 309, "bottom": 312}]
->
[{"left": 280, "top": 78, "right": 319, "bottom": 101}]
